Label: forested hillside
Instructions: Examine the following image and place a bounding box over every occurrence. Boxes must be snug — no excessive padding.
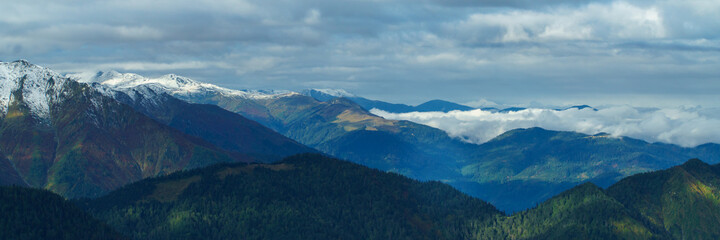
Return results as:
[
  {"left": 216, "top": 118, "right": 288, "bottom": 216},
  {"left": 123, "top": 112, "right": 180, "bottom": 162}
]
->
[
  {"left": 0, "top": 186, "right": 126, "bottom": 240},
  {"left": 607, "top": 159, "right": 720, "bottom": 239},
  {"left": 79, "top": 154, "right": 501, "bottom": 240},
  {"left": 472, "top": 183, "right": 668, "bottom": 240},
  {"left": 3, "top": 156, "right": 718, "bottom": 240},
  {"left": 469, "top": 158, "right": 720, "bottom": 240}
]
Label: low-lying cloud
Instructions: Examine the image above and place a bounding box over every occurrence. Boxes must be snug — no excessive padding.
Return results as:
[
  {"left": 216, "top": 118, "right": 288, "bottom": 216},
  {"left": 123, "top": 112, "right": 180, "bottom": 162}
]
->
[{"left": 371, "top": 106, "right": 720, "bottom": 147}]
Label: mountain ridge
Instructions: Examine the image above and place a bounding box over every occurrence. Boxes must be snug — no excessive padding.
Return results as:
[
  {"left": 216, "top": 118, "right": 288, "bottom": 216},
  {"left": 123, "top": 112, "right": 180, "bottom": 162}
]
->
[
  {"left": 74, "top": 70, "right": 296, "bottom": 100},
  {"left": 301, "top": 88, "right": 475, "bottom": 113},
  {"left": 91, "top": 82, "right": 317, "bottom": 162}
]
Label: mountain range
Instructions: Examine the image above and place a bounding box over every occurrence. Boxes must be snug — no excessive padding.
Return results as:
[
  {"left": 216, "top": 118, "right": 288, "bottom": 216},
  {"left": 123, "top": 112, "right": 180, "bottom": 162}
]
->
[
  {"left": 78, "top": 70, "right": 470, "bottom": 179},
  {"left": 70, "top": 66, "right": 720, "bottom": 212},
  {"left": 0, "top": 61, "right": 313, "bottom": 198},
  {"left": 2, "top": 60, "right": 719, "bottom": 212}
]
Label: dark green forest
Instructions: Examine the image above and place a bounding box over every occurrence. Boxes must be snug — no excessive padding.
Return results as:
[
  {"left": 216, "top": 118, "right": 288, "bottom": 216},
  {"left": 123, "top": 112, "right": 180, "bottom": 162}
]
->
[
  {"left": 472, "top": 183, "right": 668, "bottom": 240},
  {"left": 78, "top": 154, "right": 500, "bottom": 240},
  {"left": 469, "top": 158, "right": 720, "bottom": 240},
  {"left": 2, "top": 154, "right": 719, "bottom": 239},
  {"left": 606, "top": 159, "right": 720, "bottom": 239},
  {"left": 0, "top": 186, "right": 126, "bottom": 240}
]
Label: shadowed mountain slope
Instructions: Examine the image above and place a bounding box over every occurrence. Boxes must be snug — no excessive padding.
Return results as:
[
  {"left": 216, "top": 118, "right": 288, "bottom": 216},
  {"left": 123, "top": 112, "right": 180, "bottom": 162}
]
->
[{"left": 98, "top": 85, "right": 316, "bottom": 162}]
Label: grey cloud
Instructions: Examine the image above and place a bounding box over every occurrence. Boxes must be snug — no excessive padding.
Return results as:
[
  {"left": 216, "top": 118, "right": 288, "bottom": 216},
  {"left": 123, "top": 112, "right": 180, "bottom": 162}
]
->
[
  {"left": 425, "top": 0, "right": 609, "bottom": 8},
  {"left": 615, "top": 40, "right": 720, "bottom": 53},
  {"left": 443, "top": 2, "right": 667, "bottom": 45},
  {"left": 0, "top": 0, "right": 718, "bottom": 107}
]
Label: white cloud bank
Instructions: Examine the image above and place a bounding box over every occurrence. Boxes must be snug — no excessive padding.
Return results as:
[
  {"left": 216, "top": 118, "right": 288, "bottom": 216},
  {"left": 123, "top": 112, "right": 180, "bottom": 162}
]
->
[{"left": 371, "top": 106, "right": 720, "bottom": 147}]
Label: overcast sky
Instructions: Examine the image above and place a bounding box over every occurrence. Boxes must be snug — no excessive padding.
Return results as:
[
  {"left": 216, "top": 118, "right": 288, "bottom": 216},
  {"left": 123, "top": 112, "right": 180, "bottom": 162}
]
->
[{"left": 2, "top": 0, "right": 718, "bottom": 107}]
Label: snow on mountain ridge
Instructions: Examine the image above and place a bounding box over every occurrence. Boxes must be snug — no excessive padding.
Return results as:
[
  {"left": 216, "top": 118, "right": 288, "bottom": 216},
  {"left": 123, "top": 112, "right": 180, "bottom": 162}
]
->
[
  {"left": 76, "top": 70, "right": 298, "bottom": 100},
  {"left": 306, "top": 88, "right": 356, "bottom": 98},
  {"left": 0, "top": 60, "right": 69, "bottom": 121}
]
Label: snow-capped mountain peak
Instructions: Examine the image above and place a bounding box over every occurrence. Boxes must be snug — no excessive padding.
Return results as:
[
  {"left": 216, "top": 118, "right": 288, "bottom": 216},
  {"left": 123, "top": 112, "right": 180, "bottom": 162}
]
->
[{"left": 0, "top": 60, "right": 69, "bottom": 121}]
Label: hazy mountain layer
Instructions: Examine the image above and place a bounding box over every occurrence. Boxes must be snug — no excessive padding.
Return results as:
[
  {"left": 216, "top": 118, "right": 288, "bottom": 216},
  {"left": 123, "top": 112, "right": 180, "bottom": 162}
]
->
[
  {"left": 302, "top": 88, "right": 475, "bottom": 113},
  {"left": 458, "top": 127, "right": 720, "bottom": 212}
]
